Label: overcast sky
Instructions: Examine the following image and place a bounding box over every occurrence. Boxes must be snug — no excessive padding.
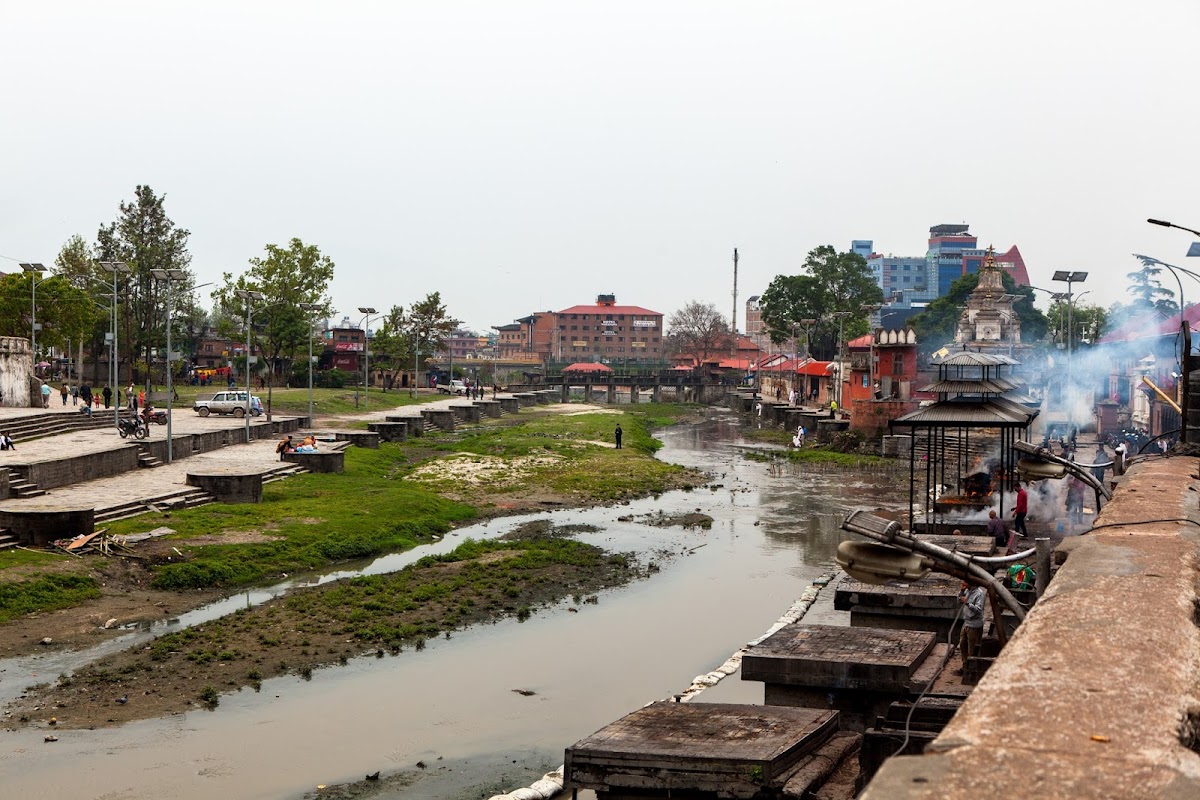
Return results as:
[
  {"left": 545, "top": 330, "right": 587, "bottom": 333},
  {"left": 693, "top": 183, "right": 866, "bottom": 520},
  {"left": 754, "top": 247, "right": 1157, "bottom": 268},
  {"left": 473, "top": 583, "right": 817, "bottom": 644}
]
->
[{"left": 2, "top": 1, "right": 1198, "bottom": 333}]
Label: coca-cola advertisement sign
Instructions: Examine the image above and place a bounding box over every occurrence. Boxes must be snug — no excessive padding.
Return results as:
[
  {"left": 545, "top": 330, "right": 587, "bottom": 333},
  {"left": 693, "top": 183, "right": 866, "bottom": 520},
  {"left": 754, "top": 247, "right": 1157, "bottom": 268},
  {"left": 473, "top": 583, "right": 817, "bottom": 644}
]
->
[{"left": 334, "top": 341, "right": 363, "bottom": 352}]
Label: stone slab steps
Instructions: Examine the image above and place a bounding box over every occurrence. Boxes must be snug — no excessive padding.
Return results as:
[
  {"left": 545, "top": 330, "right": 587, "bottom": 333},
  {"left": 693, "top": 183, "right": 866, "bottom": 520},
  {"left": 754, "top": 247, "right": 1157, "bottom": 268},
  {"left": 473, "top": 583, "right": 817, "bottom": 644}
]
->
[
  {"left": 137, "top": 452, "right": 164, "bottom": 469},
  {"left": 262, "top": 464, "right": 308, "bottom": 484},
  {"left": 6, "top": 468, "right": 45, "bottom": 498},
  {"left": 0, "top": 530, "right": 17, "bottom": 549},
  {"left": 94, "top": 487, "right": 217, "bottom": 524}
]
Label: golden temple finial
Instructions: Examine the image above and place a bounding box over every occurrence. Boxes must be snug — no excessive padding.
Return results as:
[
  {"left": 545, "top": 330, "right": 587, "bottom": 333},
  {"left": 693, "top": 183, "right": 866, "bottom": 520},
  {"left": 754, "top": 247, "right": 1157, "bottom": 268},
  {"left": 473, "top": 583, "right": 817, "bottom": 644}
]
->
[{"left": 984, "top": 245, "right": 996, "bottom": 270}]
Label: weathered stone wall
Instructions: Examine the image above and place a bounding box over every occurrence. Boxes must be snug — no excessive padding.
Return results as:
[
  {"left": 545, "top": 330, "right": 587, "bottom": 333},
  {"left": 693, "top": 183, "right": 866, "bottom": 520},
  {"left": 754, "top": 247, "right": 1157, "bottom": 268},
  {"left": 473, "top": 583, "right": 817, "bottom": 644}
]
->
[{"left": 0, "top": 337, "right": 33, "bottom": 408}]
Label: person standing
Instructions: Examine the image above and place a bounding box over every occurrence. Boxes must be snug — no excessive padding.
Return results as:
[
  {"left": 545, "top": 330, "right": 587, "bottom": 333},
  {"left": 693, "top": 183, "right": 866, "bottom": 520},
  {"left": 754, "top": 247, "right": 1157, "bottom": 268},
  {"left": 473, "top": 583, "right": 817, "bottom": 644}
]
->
[
  {"left": 614, "top": 424, "right": 623, "bottom": 449},
  {"left": 40, "top": 382, "right": 51, "bottom": 409},
  {"left": 80, "top": 381, "right": 92, "bottom": 409},
  {"left": 954, "top": 581, "right": 987, "bottom": 676},
  {"left": 60, "top": 383, "right": 69, "bottom": 406},
  {"left": 71, "top": 384, "right": 79, "bottom": 406},
  {"left": 1011, "top": 482, "right": 1029, "bottom": 539},
  {"left": 829, "top": 399, "right": 838, "bottom": 419},
  {"left": 102, "top": 385, "right": 112, "bottom": 409},
  {"left": 127, "top": 383, "right": 136, "bottom": 412}
]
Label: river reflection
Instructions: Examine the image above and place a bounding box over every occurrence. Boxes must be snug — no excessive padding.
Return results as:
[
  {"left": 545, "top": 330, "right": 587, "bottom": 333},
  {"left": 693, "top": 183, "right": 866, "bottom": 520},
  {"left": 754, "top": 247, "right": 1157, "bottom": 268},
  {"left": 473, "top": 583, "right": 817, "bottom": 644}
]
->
[{"left": 0, "top": 410, "right": 906, "bottom": 800}]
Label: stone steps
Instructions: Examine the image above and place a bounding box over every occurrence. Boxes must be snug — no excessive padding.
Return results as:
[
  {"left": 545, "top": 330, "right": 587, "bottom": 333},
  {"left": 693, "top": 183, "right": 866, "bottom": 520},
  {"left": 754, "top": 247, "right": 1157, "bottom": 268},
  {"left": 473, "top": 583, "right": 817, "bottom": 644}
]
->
[
  {"left": 137, "top": 452, "right": 164, "bottom": 469},
  {"left": 0, "top": 530, "right": 17, "bottom": 549},
  {"left": 6, "top": 468, "right": 45, "bottom": 498},
  {"left": 262, "top": 464, "right": 308, "bottom": 484},
  {"left": 94, "top": 487, "right": 217, "bottom": 524}
]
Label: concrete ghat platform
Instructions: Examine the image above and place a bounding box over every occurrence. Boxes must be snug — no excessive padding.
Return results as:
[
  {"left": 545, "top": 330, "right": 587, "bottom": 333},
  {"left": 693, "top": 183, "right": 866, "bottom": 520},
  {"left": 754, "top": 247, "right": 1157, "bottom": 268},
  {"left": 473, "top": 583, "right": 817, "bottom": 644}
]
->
[
  {"left": 565, "top": 702, "right": 844, "bottom": 799},
  {"left": 186, "top": 468, "right": 264, "bottom": 503},
  {"left": 0, "top": 502, "right": 94, "bottom": 545},
  {"left": 862, "top": 456, "right": 1200, "bottom": 800}
]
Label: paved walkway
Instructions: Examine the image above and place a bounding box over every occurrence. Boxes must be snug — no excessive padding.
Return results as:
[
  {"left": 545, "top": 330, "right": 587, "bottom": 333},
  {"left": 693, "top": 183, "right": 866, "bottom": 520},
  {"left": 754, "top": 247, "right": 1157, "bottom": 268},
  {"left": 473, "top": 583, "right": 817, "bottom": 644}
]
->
[{"left": 0, "top": 392, "right": 516, "bottom": 513}]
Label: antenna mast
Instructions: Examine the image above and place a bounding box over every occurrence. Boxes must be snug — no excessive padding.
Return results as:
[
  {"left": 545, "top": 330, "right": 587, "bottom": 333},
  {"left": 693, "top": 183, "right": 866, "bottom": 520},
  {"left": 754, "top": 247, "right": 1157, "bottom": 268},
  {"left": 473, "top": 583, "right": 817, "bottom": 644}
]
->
[{"left": 731, "top": 247, "right": 739, "bottom": 356}]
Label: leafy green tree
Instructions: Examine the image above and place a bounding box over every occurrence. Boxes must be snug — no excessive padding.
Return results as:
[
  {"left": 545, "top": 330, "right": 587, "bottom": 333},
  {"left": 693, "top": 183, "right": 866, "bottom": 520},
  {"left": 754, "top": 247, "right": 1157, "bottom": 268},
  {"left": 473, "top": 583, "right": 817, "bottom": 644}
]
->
[
  {"left": 0, "top": 272, "right": 99, "bottom": 359},
  {"left": 53, "top": 235, "right": 111, "bottom": 383},
  {"left": 758, "top": 246, "right": 882, "bottom": 358},
  {"left": 212, "top": 238, "right": 335, "bottom": 416},
  {"left": 910, "top": 271, "right": 1048, "bottom": 352},
  {"left": 1124, "top": 264, "right": 1177, "bottom": 315},
  {"left": 95, "top": 186, "right": 195, "bottom": 385},
  {"left": 1048, "top": 301, "right": 1108, "bottom": 348}
]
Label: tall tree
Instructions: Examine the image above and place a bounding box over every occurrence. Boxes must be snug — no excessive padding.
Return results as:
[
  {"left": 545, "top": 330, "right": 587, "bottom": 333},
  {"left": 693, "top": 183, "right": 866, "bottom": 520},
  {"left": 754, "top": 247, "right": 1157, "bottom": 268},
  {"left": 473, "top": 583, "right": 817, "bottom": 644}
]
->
[
  {"left": 54, "top": 235, "right": 112, "bottom": 384},
  {"left": 212, "top": 238, "right": 335, "bottom": 416},
  {"left": 1125, "top": 263, "right": 1177, "bottom": 315},
  {"left": 666, "top": 301, "right": 734, "bottom": 363},
  {"left": 95, "top": 186, "right": 194, "bottom": 385},
  {"left": 758, "top": 246, "right": 882, "bottom": 359}
]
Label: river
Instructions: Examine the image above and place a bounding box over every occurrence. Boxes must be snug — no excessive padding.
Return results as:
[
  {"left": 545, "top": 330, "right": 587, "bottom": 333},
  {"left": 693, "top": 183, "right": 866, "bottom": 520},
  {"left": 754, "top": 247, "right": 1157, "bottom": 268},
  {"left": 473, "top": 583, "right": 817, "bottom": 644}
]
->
[{"left": 0, "top": 409, "right": 907, "bottom": 799}]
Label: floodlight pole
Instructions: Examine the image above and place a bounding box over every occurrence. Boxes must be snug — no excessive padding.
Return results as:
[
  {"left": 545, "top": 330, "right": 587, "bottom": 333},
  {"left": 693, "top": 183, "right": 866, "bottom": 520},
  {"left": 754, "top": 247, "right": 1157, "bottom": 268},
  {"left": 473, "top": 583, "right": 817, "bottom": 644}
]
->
[
  {"left": 1051, "top": 271, "right": 1088, "bottom": 422},
  {"left": 358, "top": 307, "right": 377, "bottom": 409},
  {"left": 235, "top": 289, "right": 264, "bottom": 443},
  {"left": 18, "top": 263, "right": 46, "bottom": 370},
  {"left": 101, "top": 262, "right": 129, "bottom": 430},
  {"left": 299, "top": 303, "right": 322, "bottom": 425},
  {"left": 151, "top": 269, "right": 188, "bottom": 463}
]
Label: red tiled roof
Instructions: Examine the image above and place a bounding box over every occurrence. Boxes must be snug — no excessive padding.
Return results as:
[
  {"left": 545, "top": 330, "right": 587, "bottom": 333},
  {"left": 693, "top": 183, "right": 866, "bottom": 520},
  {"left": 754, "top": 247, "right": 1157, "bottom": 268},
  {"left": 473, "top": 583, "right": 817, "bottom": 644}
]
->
[
  {"left": 558, "top": 304, "right": 662, "bottom": 316},
  {"left": 563, "top": 361, "right": 614, "bottom": 373},
  {"left": 1098, "top": 306, "right": 1200, "bottom": 345},
  {"left": 847, "top": 334, "right": 873, "bottom": 349}
]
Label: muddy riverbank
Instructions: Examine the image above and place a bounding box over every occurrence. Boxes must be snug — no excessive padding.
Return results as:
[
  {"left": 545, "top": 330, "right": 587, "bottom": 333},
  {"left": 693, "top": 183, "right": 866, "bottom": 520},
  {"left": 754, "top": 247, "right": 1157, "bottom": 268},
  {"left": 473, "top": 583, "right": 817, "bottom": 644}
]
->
[{"left": 0, "top": 408, "right": 909, "bottom": 800}]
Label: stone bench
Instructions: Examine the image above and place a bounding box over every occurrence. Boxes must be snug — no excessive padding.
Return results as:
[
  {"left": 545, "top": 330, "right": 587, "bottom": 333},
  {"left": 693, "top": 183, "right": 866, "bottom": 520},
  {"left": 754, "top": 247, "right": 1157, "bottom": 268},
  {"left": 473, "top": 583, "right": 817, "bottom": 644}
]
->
[
  {"left": 473, "top": 400, "right": 502, "bottom": 418},
  {"left": 0, "top": 503, "right": 95, "bottom": 546},
  {"left": 421, "top": 408, "right": 457, "bottom": 431},
  {"left": 186, "top": 468, "right": 264, "bottom": 504},
  {"left": 368, "top": 421, "right": 409, "bottom": 442},
  {"left": 384, "top": 415, "right": 423, "bottom": 436},
  {"left": 331, "top": 431, "right": 379, "bottom": 449},
  {"left": 499, "top": 397, "right": 521, "bottom": 414},
  {"left": 282, "top": 449, "right": 345, "bottom": 473},
  {"left": 512, "top": 393, "right": 538, "bottom": 408},
  {"left": 449, "top": 404, "right": 481, "bottom": 424}
]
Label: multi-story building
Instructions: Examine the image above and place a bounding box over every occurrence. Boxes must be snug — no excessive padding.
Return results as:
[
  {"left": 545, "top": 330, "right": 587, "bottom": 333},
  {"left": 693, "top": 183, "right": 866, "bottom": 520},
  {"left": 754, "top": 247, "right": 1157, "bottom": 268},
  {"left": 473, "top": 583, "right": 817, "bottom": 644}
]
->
[
  {"left": 745, "top": 295, "right": 768, "bottom": 350},
  {"left": 321, "top": 322, "right": 366, "bottom": 372},
  {"left": 927, "top": 223, "right": 979, "bottom": 297},
  {"left": 868, "top": 254, "right": 932, "bottom": 303},
  {"left": 851, "top": 240, "right": 874, "bottom": 261},
  {"left": 555, "top": 294, "right": 664, "bottom": 364}
]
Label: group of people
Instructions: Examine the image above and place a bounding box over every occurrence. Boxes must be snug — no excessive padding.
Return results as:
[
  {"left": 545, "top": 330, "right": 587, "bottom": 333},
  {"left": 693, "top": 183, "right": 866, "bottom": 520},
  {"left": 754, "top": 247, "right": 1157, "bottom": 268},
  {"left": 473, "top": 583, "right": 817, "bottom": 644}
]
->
[
  {"left": 40, "top": 382, "right": 122, "bottom": 412},
  {"left": 276, "top": 435, "right": 320, "bottom": 459}
]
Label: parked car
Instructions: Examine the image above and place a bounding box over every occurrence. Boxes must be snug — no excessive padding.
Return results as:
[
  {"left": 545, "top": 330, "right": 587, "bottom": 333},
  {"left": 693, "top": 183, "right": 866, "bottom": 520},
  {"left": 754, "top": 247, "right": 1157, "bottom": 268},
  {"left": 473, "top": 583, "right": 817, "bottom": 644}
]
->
[
  {"left": 437, "top": 379, "right": 468, "bottom": 395},
  {"left": 193, "top": 391, "right": 263, "bottom": 417}
]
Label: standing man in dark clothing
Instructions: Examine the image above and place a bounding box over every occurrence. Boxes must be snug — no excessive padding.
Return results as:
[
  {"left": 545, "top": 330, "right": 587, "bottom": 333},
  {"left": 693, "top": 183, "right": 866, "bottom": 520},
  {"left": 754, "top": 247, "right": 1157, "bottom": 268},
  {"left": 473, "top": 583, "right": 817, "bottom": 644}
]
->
[
  {"left": 954, "top": 581, "right": 986, "bottom": 676},
  {"left": 102, "top": 385, "right": 112, "bottom": 409},
  {"left": 1011, "top": 482, "right": 1029, "bottom": 539},
  {"left": 614, "top": 424, "right": 623, "bottom": 449}
]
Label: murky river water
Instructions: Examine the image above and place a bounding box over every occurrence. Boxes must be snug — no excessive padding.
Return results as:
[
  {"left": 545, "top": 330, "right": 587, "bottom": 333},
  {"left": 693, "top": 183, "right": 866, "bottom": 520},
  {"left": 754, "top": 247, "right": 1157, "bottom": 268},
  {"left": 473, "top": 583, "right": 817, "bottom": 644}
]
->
[{"left": 0, "top": 410, "right": 906, "bottom": 799}]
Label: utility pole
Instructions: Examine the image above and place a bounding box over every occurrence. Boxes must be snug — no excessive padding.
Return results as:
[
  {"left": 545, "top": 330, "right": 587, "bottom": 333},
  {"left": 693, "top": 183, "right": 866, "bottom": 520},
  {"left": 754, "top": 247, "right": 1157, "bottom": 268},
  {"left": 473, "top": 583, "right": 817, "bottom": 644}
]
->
[{"left": 731, "top": 248, "right": 739, "bottom": 357}]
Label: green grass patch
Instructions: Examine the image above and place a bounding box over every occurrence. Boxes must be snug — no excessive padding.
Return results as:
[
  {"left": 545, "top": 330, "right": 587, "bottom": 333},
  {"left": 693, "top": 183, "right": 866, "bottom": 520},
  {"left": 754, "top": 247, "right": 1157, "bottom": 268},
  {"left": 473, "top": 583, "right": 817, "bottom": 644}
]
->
[
  {"left": 169, "top": 386, "right": 443, "bottom": 417},
  {"left": 0, "top": 547, "right": 72, "bottom": 572},
  {"left": 101, "top": 445, "right": 476, "bottom": 591},
  {"left": 0, "top": 573, "right": 101, "bottom": 623}
]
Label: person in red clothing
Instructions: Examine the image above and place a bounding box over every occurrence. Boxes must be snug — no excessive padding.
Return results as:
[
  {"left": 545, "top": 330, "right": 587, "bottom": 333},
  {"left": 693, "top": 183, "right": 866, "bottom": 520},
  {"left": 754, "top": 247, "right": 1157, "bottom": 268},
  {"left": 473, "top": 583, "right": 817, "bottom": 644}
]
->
[{"left": 1011, "top": 482, "right": 1029, "bottom": 539}]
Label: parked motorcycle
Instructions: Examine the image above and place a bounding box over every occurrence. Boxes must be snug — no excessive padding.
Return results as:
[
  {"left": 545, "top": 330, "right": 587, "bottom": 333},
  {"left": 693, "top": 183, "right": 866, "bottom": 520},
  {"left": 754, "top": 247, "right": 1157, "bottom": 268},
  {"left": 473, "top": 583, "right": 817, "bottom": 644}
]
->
[
  {"left": 117, "top": 417, "right": 147, "bottom": 439},
  {"left": 146, "top": 409, "right": 168, "bottom": 425}
]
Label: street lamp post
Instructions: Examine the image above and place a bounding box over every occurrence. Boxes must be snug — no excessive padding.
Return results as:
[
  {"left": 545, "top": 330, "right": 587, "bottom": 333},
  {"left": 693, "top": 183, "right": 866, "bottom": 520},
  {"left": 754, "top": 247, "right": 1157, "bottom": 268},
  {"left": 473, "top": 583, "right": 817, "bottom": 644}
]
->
[
  {"left": 1148, "top": 218, "right": 1200, "bottom": 239},
  {"left": 100, "top": 261, "right": 130, "bottom": 429},
  {"left": 830, "top": 311, "right": 851, "bottom": 409},
  {"left": 151, "top": 269, "right": 188, "bottom": 463},
  {"left": 299, "top": 303, "right": 322, "bottom": 425},
  {"left": 1051, "top": 271, "right": 1088, "bottom": 423},
  {"left": 235, "top": 289, "right": 264, "bottom": 442},
  {"left": 358, "top": 307, "right": 377, "bottom": 410},
  {"left": 18, "top": 263, "right": 47, "bottom": 370}
]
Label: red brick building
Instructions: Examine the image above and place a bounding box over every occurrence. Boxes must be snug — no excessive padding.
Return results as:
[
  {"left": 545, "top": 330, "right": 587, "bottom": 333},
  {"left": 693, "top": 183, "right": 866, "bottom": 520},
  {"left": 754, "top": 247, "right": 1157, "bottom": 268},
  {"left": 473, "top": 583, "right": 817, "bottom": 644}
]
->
[
  {"left": 847, "top": 328, "right": 921, "bottom": 437},
  {"left": 555, "top": 295, "right": 664, "bottom": 364},
  {"left": 322, "top": 326, "right": 365, "bottom": 372}
]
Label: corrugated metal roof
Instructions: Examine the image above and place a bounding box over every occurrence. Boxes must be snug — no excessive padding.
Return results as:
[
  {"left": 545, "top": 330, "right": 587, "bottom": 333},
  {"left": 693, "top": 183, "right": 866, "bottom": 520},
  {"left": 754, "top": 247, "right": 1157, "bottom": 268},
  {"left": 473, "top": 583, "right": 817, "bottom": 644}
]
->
[
  {"left": 890, "top": 397, "right": 1038, "bottom": 428},
  {"left": 935, "top": 351, "right": 1015, "bottom": 367},
  {"left": 919, "top": 379, "right": 1015, "bottom": 394}
]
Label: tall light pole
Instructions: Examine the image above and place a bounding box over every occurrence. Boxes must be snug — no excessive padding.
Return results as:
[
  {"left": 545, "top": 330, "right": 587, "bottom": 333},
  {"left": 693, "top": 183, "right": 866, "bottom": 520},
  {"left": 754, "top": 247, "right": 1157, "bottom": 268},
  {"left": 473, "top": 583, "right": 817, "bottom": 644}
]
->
[
  {"left": 235, "top": 289, "right": 264, "bottom": 442},
  {"left": 100, "top": 261, "right": 130, "bottom": 427},
  {"left": 299, "top": 303, "right": 322, "bottom": 425},
  {"left": 358, "top": 307, "right": 376, "bottom": 409},
  {"left": 1051, "top": 271, "right": 1088, "bottom": 427},
  {"left": 151, "top": 269, "right": 188, "bottom": 463},
  {"left": 18, "top": 263, "right": 47, "bottom": 370},
  {"left": 830, "top": 311, "right": 851, "bottom": 408}
]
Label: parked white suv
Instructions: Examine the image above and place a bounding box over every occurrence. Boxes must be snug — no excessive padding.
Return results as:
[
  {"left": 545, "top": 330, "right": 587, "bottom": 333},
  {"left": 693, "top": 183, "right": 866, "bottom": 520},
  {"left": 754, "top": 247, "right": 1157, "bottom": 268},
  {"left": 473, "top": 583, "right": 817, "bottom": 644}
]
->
[
  {"left": 437, "top": 379, "right": 468, "bottom": 395},
  {"left": 193, "top": 391, "right": 262, "bottom": 417}
]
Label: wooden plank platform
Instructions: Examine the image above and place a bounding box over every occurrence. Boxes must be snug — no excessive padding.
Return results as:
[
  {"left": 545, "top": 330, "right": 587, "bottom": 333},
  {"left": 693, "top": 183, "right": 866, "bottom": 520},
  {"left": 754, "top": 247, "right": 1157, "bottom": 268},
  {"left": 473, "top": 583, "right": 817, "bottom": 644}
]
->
[
  {"left": 913, "top": 533, "right": 995, "bottom": 556},
  {"left": 566, "top": 702, "right": 838, "bottom": 797},
  {"left": 742, "top": 624, "right": 937, "bottom": 693}
]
